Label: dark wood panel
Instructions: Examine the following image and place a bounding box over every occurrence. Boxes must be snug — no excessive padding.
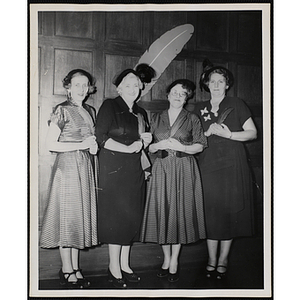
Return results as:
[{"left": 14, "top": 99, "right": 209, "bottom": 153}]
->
[
  {"left": 237, "top": 12, "right": 262, "bottom": 55},
  {"left": 53, "top": 48, "right": 93, "bottom": 95},
  {"left": 236, "top": 64, "right": 262, "bottom": 105},
  {"left": 55, "top": 12, "right": 94, "bottom": 39},
  {"left": 153, "top": 12, "right": 188, "bottom": 41},
  {"left": 41, "top": 12, "right": 55, "bottom": 36},
  {"left": 195, "top": 12, "right": 229, "bottom": 52},
  {"left": 38, "top": 11, "right": 42, "bottom": 34},
  {"left": 106, "top": 12, "right": 143, "bottom": 44}
]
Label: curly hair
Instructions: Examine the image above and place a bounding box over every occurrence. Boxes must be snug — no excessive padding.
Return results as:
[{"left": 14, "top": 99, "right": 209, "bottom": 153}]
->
[
  {"left": 166, "top": 79, "right": 196, "bottom": 100},
  {"left": 200, "top": 66, "right": 234, "bottom": 92},
  {"left": 62, "top": 69, "right": 97, "bottom": 95}
]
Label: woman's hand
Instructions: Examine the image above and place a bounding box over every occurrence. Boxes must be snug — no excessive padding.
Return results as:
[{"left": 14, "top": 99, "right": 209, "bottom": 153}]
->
[
  {"left": 167, "top": 138, "right": 185, "bottom": 151},
  {"left": 81, "top": 135, "right": 98, "bottom": 150},
  {"left": 205, "top": 124, "right": 213, "bottom": 137},
  {"left": 140, "top": 132, "right": 152, "bottom": 147},
  {"left": 129, "top": 140, "right": 143, "bottom": 153},
  {"left": 209, "top": 123, "right": 232, "bottom": 139},
  {"left": 155, "top": 139, "right": 170, "bottom": 150},
  {"left": 89, "top": 142, "right": 98, "bottom": 155}
]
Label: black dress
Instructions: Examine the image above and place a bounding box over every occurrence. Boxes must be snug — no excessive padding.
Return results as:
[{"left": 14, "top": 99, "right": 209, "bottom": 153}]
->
[
  {"left": 193, "top": 97, "right": 255, "bottom": 240},
  {"left": 95, "top": 96, "right": 148, "bottom": 245}
]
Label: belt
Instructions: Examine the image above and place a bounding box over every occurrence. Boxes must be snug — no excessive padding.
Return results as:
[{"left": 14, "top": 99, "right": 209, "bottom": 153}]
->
[{"left": 157, "top": 150, "right": 192, "bottom": 159}]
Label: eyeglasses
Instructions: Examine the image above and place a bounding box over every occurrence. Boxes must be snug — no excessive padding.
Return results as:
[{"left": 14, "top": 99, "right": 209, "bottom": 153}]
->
[{"left": 170, "top": 89, "right": 188, "bottom": 98}]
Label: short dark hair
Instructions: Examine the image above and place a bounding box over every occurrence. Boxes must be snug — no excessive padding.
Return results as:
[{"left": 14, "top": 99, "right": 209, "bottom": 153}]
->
[
  {"left": 63, "top": 69, "right": 97, "bottom": 95},
  {"left": 166, "top": 79, "right": 196, "bottom": 100}
]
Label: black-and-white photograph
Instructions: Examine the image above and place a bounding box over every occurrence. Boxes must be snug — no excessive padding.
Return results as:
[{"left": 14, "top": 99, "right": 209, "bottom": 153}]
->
[{"left": 29, "top": 2, "right": 272, "bottom": 298}]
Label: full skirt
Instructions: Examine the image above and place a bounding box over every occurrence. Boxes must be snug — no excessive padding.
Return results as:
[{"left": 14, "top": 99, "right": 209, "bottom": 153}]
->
[
  {"left": 40, "top": 150, "right": 98, "bottom": 249},
  {"left": 140, "top": 155, "right": 206, "bottom": 244}
]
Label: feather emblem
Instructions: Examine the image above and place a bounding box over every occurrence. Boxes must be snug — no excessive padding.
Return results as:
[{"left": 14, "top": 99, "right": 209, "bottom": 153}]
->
[
  {"left": 217, "top": 107, "right": 234, "bottom": 124},
  {"left": 136, "top": 24, "right": 194, "bottom": 97}
]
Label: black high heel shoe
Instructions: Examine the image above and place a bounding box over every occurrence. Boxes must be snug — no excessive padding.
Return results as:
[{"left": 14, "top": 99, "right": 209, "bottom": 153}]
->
[
  {"left": 157, "top": 267, "right": 169, "bottom": 278},
  {"left": 168, "top": 266, "right": 180, "bottom": 283},
  {"left": 58, "top": 269, "right": 83, "bottom": 288},
  {"left": 216, "top": 265, "right": 227, "bottom": 280},
  {"left": 121, "top": 270, "right": 141, "bottom": 282},
  {"left": 74, "top": 268, "right": 91, "bottom": 288},
  {"left": 107, "top": 268, "right": 127, "bottom": 288},
  {"left": 206, "top": 264, "right": 216, "bottom": 278}
]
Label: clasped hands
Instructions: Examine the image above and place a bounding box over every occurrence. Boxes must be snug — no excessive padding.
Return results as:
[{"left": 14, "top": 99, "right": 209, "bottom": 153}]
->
[
  {"left": 155, "top": 137, "right": 185, "bottom": 152},
  {"left": 130, "top": 132, "right": 153, "bottom": 153},
  {"left": 206, "top": 123, "right": 232, "bottom": 139}
]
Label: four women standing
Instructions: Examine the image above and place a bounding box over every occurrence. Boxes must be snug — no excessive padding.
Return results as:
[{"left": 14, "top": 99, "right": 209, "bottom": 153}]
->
[{"left": 40, "top": 61, "right": 257, "bottom": 288}]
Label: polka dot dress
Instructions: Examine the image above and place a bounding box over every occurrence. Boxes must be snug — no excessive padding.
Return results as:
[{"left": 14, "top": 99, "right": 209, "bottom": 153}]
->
[{"left": 140, "top": 109, "right": 207, "bottom": 244}]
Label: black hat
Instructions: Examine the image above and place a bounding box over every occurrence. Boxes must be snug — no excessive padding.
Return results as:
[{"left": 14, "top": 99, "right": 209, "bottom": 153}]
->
[
  {"left": 112, "top": 64, "right": 156, "bottom": 87},
  {"left": 113, "top": 69, "right": 140, "bottom": 87},
  {"left": 199, "top": 59, "right": 234, "bottom": 92}
]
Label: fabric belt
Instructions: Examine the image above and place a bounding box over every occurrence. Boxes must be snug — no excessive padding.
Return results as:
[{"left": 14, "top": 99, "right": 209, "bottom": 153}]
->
[{"left": 157, "top": 150, "right": 191, "bottom": 159}]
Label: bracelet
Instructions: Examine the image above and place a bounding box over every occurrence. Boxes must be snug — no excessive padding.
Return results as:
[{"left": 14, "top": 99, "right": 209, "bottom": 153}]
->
[{"left": 229, "top": 131, "right": 232, "bottom": 139}]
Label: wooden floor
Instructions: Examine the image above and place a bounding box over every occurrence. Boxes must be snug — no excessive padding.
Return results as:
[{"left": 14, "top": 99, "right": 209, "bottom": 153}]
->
[{"left": 38, "top": 235, "right": 264, "bottom": 291}]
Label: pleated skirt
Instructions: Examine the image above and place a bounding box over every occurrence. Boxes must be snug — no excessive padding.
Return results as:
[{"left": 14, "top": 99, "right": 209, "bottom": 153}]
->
[
  {"left": 140, "top": 155, "right": 206, "bottom": 245},
  {"left": 40, "top": 150, "right": 98, "bottom": 249}
]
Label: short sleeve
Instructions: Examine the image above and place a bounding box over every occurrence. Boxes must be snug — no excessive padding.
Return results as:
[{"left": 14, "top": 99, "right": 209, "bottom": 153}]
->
[
  {"left": 236, "top": 98, "right": 252, "bottom": 126},
  {"left": 190, "top": 113, "right": 208, "bottom": 148},
  {"left": 48, "top": 106, "right": 66, "bottom": 130}
]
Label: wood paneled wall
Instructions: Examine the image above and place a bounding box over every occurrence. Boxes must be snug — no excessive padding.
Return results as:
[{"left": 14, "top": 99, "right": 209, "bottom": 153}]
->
[{"left": 37, "top": 10, "right": 263, "bottom": 228}]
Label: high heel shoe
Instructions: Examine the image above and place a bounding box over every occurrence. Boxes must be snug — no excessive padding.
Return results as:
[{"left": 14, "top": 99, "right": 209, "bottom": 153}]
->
[
  {"left": 107, "top": 268, "right": 127, "bottom": 288},
  {"left": 205, "top": 264, "right": 216, "bottom": 278},
  {"left": 121, "top": 270, "right": 141, "bottom": 282},
  {"left": 58, "top": 269, "right": 83, "bottom": 288},
  {"left": 74, "top": 268, "right": 91, "bottom": 288},
  {"left": 168, "top": 266, "right": 180, "bottom": 283},
  {"left": 157, "top": 267, "right": 169, "bottom": 278},
  {"left": 216, "top": 265, "right": 227, "bottom": 280}
]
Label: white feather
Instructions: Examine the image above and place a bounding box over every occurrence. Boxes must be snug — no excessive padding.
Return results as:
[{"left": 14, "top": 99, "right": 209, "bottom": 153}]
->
[{"left": 136, "top": 24, "right": 194, "bottom": 97}]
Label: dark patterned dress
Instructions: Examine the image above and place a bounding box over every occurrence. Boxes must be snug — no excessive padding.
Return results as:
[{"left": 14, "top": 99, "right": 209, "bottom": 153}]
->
[
  {"left": 40, "top": 100, "right": 98, "bottom": 249},
  {"left": 95, "top": 97, "right": 148, "bottom": 245},
  {"left": 193, "top": 97, "right": 255, "bottom": 240},
  {"left": 140, "top": 109, "right": 207, "bottom": 245}
]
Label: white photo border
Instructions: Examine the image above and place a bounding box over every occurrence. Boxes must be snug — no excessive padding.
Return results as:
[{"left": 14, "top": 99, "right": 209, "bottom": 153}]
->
[{"left": 29, "top": 2, "right": 272, "bottom": 298}]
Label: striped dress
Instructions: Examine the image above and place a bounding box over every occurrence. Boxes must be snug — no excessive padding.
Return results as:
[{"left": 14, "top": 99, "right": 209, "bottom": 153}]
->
[
  {"left": 40, "top": 100, "right": 98, "bottom": 249},
  {"left": 140, "top": 109, "right": 207, "bottom": 245}
]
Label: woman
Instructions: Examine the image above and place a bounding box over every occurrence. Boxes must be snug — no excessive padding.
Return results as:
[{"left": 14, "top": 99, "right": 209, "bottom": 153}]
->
[
  {"left": 95, "top": 67, "right": 154, "bottom": 288},
  {"left": 40, "top": 69, "right": 98, "bottom": 288},
  {"left": 140, "top": 79, "right": 207, "bottom": 283},
  {"left": 193, "top": 60, "right": 257, "bottom": 279}
]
